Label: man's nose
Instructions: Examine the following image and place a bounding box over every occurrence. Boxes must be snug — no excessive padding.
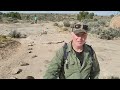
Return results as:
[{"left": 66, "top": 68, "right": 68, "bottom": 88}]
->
[{"left": 77, "top": 36, "right": 82, "bottom": 40}]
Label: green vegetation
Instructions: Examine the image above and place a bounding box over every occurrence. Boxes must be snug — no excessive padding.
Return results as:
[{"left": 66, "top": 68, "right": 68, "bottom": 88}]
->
[
  {"left": 63, "top": 20, "right": 70, "bottom": 27},
  {"left": 3, "top": 12, "right": 21, "bottom": 20},
  {"left": 77, "top": 11, "right": 94, "bottom": 21},
  {"left": 90, "top": 28, "right": 120, "bottom": 40},
  {"left": 0, "top": 35, "right": 11, "bottom": 44}
]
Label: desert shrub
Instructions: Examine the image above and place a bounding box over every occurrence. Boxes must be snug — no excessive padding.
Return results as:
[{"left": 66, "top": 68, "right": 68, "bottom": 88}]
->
[
  {"left": 77, "top": 11, "right": 94, "bottom": 21},
  {"left": 0, "top": 15, "right": 2, "bottom": 22},
  {"left": 0, "top": 35, "right": 7, "bottom": 42},
  {"left": 7, "top": 17, "right": 18, "bottom": 23},
  {"left": 98, "top": 20, "right": 106, "bottom": 26},
  {"left": 99, "top": 28, "right": 120, "bottom": 40},
  {"left": 9, "top": 30, "right": 21, "bottom": 38},
  {"left": 90, "top": 28, "right": 102, "bottom": 35},
  {"left": 58, "top": 24, "right": 63, "bottom": 28},
  {"left": 94, "top": 18, "right": 98, "bottom": 21},
  {"left": 4, "top": 12, "right": 21, "bottom": 20},
  {"left": 26, "top": 15, "right": 30, "bottom": 20},
  {"left": 63, "top": 27, "right": 69, "bottom": 31},
  {"left": 90, "top": 27, "right": 120, "bottom": 40},
  {"left": 54, "top": 23, "right": 59, "bottom": 26},
  {"left": 0, "top": 12, "right": 3, "bottom": 15},
  {"left": 88, "top": 21, "right": 100, "bottom": 28},
  {"left": 63, "top": 20, "right": 70, "bottom": 27},
  {"left": 110, "top": 15, "right": 114, "bottom": 18}
]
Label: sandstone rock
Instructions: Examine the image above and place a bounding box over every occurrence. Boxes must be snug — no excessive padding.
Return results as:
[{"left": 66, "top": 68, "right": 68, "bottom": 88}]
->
[{"left": 110, "top": 15, "right": 120, "bottom": 29}]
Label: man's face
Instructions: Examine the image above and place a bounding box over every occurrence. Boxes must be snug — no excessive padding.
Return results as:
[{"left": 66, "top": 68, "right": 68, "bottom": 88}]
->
[{"left": 71, "top": 32, "right": 87, "bottom": 47}]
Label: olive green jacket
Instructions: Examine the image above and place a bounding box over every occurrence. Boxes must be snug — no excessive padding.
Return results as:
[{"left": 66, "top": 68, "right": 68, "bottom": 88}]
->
[{"left": 43, "top": 42, "right": 100, "bottom": 79}]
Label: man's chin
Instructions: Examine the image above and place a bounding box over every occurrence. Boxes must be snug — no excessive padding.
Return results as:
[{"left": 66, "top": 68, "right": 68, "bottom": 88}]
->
[{"left": 76, "top": 43, "right": 83, "bottom": 47}]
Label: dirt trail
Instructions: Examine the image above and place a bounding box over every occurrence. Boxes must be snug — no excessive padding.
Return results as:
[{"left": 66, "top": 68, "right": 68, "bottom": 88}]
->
[{"left": 0, "top": 22, "right": 120, "bottom": 79}]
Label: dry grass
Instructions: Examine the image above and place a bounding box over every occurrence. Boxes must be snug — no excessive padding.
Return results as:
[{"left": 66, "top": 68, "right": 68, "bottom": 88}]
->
[{"left": 0, "top": 35, "right": 11, "bottom": 44}]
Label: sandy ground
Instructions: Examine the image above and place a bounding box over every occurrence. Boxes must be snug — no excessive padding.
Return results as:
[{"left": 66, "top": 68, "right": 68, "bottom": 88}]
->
[{"left": 0, "top": 22, "right": 120, "bottom": 79}]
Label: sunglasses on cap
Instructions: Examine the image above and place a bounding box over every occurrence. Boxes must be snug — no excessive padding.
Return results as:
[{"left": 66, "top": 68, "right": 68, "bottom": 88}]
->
[{"left": 73, "top": 24, "right": 88, "bottom": 30}]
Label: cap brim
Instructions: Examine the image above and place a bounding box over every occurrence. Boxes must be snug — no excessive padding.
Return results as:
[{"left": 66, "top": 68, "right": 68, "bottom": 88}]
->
[{"left": 73, "top": 29, "right": 87, "bottom": 34}]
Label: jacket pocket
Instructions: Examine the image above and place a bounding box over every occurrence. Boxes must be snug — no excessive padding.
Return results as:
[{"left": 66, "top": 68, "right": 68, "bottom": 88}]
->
[{"left": 64, "top": 60, "right": 78, "bottom": 78}]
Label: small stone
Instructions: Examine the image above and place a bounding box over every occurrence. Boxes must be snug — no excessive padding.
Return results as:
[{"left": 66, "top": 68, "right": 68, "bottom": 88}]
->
[
  {"left": 20, "top": 62, "right": 29, "bottom": 66},
  {"left": 12, "top": 68, "right": 22, "bottom": 75},
  {"left": 28, "top": 51, "right": 32, "bottom": 53},
  {"left": 28, "top": 44, "right": 33, "bottom": 46},
  {"left": 32, "top": 55, "right": 37, "bottom": 58},
  {"left": 26, "top": 76, "right": 35, "bottom": 79},
  {"left": 28, "top": 48, "right": 33, "bottom": 50}
]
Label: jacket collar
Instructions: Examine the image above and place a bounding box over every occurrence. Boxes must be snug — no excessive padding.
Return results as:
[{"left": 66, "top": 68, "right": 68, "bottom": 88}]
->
[{"left": 66, "top": 41, "right": 89, "bottom": 53}]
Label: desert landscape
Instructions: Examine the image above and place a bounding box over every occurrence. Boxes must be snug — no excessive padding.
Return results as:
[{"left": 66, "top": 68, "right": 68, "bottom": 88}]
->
[{"left": 0, "top": 11, "right": 120, "bottom": 79}]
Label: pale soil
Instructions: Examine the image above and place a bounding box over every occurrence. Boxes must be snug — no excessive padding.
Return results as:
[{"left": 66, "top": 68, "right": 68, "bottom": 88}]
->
[{"left": 0, "top": 22, "right": 120, "bottom": 79}]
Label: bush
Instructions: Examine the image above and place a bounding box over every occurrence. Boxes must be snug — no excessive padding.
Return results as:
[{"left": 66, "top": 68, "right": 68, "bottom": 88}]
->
[
  {"left": 63, "top": 20, "right": 70, "bottom": 27},
  {"left": 98, "top": 20, "right": 106, "bottom": 26},
  {"left": 26, "top": 15, "right": 30, "bottom": 20},
  {"left": 0, "top": 35, "right": 7, "bottom": 42},
  {"left": 90, "top": 28, "right": 102, "bottom": 35},
  {"left": 94, "top": 18, "right": 98, "bottom": 21},
  {"left": 63, "top": 27, "right": 69, "bottom": 31},
  {"left": 0, "top": 12, "right": 3, "bottom": 15},
  {"left": 7, "top": 17, "right": 19, "bottom": 23},
  {"left": 99, "top": 28, "right": 120, "bottom": 40},
  {"left": 0, "top": 16, "right": 2, "bottom": 22},
  {"left": 88, "top": 22, "right": 100, "bottom": 29},
  {"left": 77, "top": 11, "right": 94, "bottom": 21},
  {"left": 3, "top": 12, "right": 21, "bottom": 20},
  {"left": 90, "top": 28, "right": 120, "bottom": 40},
  {"left": 9, "top": 30, "right": 21, "bottom": 38},
  {"left": 54, "top": 23, "right": 59, "bottom": 26}
]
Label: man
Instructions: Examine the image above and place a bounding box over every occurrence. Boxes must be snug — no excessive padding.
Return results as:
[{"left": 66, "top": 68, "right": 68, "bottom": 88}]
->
[
  {"left": 43, "top": 23, "right": 100, "bottom": 79},
  {"left": 34, "top": 14, "right": 38, "bottom": 24}
]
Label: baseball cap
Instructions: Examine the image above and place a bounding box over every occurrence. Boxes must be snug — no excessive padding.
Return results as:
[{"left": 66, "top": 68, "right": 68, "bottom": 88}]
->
[{"left": 72, "top": 23, "right": 88, "bottom": 34}]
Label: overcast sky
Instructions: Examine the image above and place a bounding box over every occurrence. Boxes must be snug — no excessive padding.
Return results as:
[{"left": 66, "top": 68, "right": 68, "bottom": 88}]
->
[{"left": 0, "top": 11, "right": 118, "bottom": 16}]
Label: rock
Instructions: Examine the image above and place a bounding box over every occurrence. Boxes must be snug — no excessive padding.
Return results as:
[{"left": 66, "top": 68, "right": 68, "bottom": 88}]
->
[
  {"left": 26, "top": 76, "right": 35, "bottom": 79},
  {"left": 20, "top": 62, "right": 29, "bottom": 66},
  {"left": 110, "top": 15, "right": 120, "bottom": 29},
  {"left": 21, "top": 34, "right": 27, "bottom": 38},
  {"left": 28, "top": 51, "right": 32, "bottom": 53},
  {"left": 28, "top": 44, "right": 33, "bottom": 46},
  {"left": 32, "top": 55, "right": 37, "bottom": 58},
  {"left": 28, "top": 48, "right": 33, "bottom": 50},
  {"left": 12, "top": 68, "right": 22, "bottom": 75}
]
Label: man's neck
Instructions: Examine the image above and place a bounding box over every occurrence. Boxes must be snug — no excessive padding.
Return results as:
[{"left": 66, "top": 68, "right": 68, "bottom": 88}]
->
[{"left": 72, "top": 42, "right": 84, "bottom": 53}]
